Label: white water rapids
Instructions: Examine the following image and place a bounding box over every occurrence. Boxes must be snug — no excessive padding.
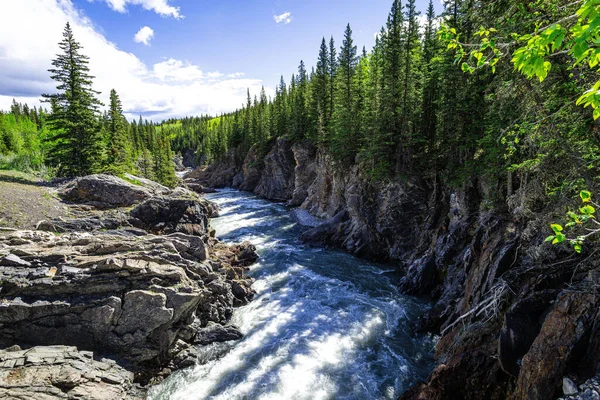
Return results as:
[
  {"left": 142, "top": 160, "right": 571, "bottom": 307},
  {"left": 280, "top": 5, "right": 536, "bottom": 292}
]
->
[{"left": 148, "top": 189, "right": 434, "bottom": 400}]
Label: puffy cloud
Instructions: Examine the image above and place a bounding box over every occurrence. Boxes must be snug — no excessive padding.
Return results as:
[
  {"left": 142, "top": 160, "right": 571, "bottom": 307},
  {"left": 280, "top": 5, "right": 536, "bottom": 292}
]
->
[
  {"left": 134, "top": 26, "right": 154, "bottom": 46},
  {"left": 274, "top": 12, "right": 292, "bottom": 25},
  {"left": 0, "top": 0, "right": 269, "bottom": 121},
  {"left": 98, "top": 0, "right": 182, "bottom": 19}
]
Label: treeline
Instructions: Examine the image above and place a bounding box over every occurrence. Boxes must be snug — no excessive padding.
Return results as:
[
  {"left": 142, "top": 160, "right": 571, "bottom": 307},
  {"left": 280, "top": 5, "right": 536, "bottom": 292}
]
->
[
  {"left": 0, "top": 101, "right": 49, "bottom": 171},
  {"left": 0, "top": 23, "right": 176, "bottom": 187},
  {"left": 171, "top": 0, "right": 600, "bottom": 205}
]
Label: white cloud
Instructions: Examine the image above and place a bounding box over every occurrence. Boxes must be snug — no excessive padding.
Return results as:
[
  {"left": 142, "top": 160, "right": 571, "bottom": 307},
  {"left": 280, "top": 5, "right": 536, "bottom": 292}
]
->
[
  {"left": 273, "top": 11, "right": 292, "bottom": 24},
  {"left": 98, "top": 0, "right": 183, "bottom": 19},
  {"left": 0, "top": 0, "right": 269, "bottom": 121},
  {"left": 134, "top": 26, "right": 154, "bottom": 46}
]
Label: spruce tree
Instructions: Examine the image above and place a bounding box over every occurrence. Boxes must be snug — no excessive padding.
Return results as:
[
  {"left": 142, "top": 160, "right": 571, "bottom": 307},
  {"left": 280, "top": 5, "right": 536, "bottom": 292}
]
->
[
  {"left": 313, "top": 38, "right": 331, "bottom": 144},
  {"left": 43, "top": 22, "right": 104, "bottom": 177},
  {"left": 105, "top": 89, "right": 132, "bottom": 174},
  {"left": 329, "top": 36, "right": 338, "bottom": 123},
  {"left": 330, "top": 24, "right": 359, "bottom": 164}
]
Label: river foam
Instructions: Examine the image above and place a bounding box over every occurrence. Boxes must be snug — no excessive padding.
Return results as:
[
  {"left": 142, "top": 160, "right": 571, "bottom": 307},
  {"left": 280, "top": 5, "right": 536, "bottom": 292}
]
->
[{"left": 148, "top": 189, "right": 434, "bottom": 400}]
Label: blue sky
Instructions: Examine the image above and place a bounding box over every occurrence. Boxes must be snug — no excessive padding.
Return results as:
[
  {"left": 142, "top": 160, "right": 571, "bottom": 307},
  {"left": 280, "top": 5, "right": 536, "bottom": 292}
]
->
[{"left": 0, "top": 0, "right": 441, "bottom": 120}]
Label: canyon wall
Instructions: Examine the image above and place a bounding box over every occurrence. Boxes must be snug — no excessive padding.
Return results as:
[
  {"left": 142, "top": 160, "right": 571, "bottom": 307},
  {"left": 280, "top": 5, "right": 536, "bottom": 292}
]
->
[{"left": 188, "top": 140, "right": 600, "bottom": 399}]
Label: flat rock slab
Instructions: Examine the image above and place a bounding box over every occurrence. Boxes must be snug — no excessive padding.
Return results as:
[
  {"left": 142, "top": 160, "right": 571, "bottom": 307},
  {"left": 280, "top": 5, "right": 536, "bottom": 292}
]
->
[{"left": 0, "top": 345, "right": 143, "bottom": 399}]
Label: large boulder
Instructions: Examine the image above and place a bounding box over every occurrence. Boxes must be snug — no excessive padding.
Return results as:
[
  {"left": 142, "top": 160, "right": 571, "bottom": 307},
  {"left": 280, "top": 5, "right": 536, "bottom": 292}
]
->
[
  {"left": 123, "top": 174, "right": 171, "bottom": 196},
  {"left": 58, "top": 175, "right": 152, "bottom": 207},
  {"left": 129, "top": 196, "right": 211, "bottom": 236}
]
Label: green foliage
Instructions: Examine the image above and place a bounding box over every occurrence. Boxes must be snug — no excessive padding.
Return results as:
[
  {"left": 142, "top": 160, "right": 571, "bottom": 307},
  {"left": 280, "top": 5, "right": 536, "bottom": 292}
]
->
[
  {"left": 546, "top": 191, "right": 599, "bottom": 253},
  {"left": 440, "top": 0, "right": 600, "bottom": 119},
  {"left": 42, "top": 22, "right": 104, "bottom": 177}
]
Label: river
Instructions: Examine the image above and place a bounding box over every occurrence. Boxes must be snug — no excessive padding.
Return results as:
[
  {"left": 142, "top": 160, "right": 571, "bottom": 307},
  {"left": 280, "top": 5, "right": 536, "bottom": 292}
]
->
[{"left": 148, "top": 189, "right": 435, "bottom": 400}]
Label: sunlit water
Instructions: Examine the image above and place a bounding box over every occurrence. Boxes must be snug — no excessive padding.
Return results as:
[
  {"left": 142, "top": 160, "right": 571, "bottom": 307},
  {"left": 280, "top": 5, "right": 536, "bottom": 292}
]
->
[{"left": 148, "top": 189, "right": 435, "bottom": 400}]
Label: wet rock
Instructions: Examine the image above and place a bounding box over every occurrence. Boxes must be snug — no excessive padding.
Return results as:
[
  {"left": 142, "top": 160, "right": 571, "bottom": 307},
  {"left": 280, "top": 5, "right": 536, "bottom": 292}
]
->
[
  {"left": 58, "top": 174, "right": 152, "bottom": 207},
  {"left": 185, "top": 181, "right": 217, "bottom": 194},
  {"left": 0, "top": 345, "right": 142, "bottom": 399},
  {"left": 194, "top": 322, "right": 243, "bottom": 345},
  {"left": 299, "top": 210, "right": 350, "bottom": 248}
]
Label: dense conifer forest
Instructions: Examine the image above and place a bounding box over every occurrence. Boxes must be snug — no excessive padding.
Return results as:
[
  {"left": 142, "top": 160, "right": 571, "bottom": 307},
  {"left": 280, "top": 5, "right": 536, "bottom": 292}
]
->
[
  {"left": 1, "top": 0, "right": 599, "bottom": 238},
  {"left": 167, "top": 0, "right": 599, "bottom": 193}
]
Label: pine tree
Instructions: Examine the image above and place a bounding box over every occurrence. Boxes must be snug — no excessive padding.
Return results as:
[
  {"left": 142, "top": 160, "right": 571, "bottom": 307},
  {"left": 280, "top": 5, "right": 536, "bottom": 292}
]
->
[
  {"left": 312, "top": 38, "right": 331, "bottom": 144},
  {"left": 42, "top": 22, "right": 104, "bottom": 177},
  {"left": 105, "top": 89, "right": 132, "bottom": 173},
  {"left": 329, "top": 36, "right": 338, "bottom": 123},
  {"left": 330, "top": 24, "right": 359, "bottom": 164},
  {"left": 397, "top": 0, "right": 422, "bottom": 169}
]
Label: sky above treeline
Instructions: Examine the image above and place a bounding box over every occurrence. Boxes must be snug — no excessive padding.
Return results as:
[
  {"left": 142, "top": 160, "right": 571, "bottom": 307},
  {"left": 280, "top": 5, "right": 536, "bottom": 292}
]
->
[{"left": 0, "top": 0, "right": 442, "bottom": 121}]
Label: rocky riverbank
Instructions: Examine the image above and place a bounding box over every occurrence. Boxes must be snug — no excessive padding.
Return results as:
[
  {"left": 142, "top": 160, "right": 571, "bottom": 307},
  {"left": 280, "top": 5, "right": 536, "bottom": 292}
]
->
[
  {"left": 189, "top": 139, "right": 600, "bottom": 400},
  {"left": 0, "top": 174, "right": 258, "bottom": 398}
]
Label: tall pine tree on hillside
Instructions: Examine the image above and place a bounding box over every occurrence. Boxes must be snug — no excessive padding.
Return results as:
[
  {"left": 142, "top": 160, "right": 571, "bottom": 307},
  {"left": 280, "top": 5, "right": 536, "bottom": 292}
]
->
[
  {"left": 42, "top": 22, "right": 103, "bottom": 177},
  {"left": 328, "top": 36, "right": 338, "bottom": 124},
  {"left": 105, "top": 89, "right": 132, "bottom": 174},
  {"left": 330, "top": 24, "right": 359, "bottom": 164},
  {"left": 312, "top": 38, "right": 331, "bottom": 144}
]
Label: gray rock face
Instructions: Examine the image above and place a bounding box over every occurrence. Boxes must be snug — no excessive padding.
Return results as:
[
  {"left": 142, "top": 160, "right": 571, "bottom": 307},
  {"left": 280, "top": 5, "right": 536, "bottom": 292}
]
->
[
  {"left": 182, "top": 149, "right": 198, "bottom": 169},
  {"left": 0, "top": 174, "right": 258, "bottom": 397},
  {"left": 288, "top": 141, "right": 317, "bottom": 207},
  {"left": 59, "top": 175, "right": 153, "bottom": 207},
  {"left": 129, "top": 196, "right": 211, "bottom": 236},
  {"left": 194, "top": 323, "right": 243, "bottom": 345},
  {"left": 0, "top": 345, "right": 142, "bottom": 399},
  {"left": 0, "top": 229, "right": 249, "bottom": 368},
  {"left": 254, "top": 138, "right": 296, "bottom": 201},
  {"left": 239, "top": 145, "right": 263, "bottom": 192},
  {"left": 186, "top": 150, "right": 240, "bottom": 188},
  {"left": 123, "top": 174, "right": 172, "bottom": 196},
  {"left": 185, "top": 137, "right": 600, "bottom": 400}
]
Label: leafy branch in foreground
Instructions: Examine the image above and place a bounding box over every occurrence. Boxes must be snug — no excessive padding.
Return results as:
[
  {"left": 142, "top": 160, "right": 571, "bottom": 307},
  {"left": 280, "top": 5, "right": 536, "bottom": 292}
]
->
[
  {"left": 545, "top": 190, "right": 600, "bottom": 253},
  {"left": 438, "top": 0, "right": 600, "bottom": 119}
]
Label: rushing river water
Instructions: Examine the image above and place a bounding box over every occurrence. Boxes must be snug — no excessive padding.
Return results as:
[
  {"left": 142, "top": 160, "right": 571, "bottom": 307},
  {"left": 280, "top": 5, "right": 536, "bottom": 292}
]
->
[{"left": 149, "top": 189, "right": 435, "bottom": 400}]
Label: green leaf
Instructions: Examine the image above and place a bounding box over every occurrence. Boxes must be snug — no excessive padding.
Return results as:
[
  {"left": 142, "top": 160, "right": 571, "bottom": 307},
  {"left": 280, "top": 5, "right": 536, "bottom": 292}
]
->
[
  {"left": 580, "top": 205, "right": 595, "bottom": 215},
  {"left": 545, "top": 235, "right": 556, "bottom": 242},
  {"left": 551, "top": 223, "right": 563, "bottom": 233},
  {"left": 580, "top": 190, "right": 592, "bottom": 203},
  {"left": 574, "top": 243, "right": 582, "bottom": 253},
  {"left": 552, "top": 233, "right": 566, "bottom": 244}
]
